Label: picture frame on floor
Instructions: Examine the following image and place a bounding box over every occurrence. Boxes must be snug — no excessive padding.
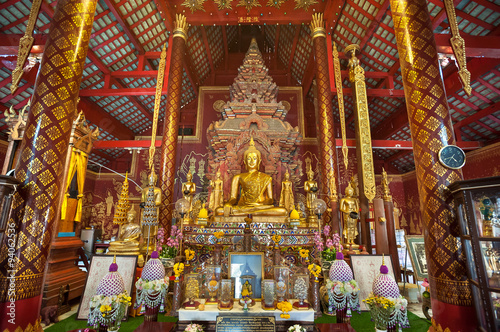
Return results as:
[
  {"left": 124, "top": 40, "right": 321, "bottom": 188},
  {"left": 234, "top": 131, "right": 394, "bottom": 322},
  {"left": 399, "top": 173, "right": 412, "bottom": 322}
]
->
[
  {"left": 350, "top": 254, "right": 396, "bottom": 311},
  {"left": 76, "top": 255, "right": 138, "bottom": 320},
  {"left": 405, "top": 235, "right": 428, "bottom": 280}
]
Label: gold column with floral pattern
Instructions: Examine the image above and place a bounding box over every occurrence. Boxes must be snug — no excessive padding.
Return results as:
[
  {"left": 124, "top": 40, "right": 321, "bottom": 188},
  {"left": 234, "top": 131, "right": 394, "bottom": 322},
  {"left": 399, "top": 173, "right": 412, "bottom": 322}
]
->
[
  {"left": 389, "top": 0, "right": 475, "bottom": 329},
  {"left": 0, "top": 0, "right": 97, "bottom": 330},
  {"left": 310, "top": 13, "right": 340, "bottom": 232},
  {"left": 159, "top": 15, "right": 189, "bottom": 234}
]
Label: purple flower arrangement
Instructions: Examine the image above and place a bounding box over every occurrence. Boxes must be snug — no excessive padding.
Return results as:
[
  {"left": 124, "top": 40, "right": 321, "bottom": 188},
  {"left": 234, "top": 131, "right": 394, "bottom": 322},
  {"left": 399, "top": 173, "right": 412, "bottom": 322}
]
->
[{"left": 157, "top": 225, "right": 183, "bottom": 259}]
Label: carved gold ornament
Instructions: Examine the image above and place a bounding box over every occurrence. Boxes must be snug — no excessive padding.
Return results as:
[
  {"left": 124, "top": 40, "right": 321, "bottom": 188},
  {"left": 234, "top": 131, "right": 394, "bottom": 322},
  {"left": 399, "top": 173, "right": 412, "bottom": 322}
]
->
[
  {"left": 173, "top": 14, "right": 189, "bottom": 41},
  {"left": 346, "top": 44, "right": 376, "bottom": 202},
  {"left": 443, "top": 0, "right": 471, "bottom": 96},
  {"left": 214, "top": 0, "right": 233, "bottom": 10},
  {"left": 333, "top": 42, "right": 348, "bottom": 171},
  {"left": 295, "top": 0, "right": 319, "bottom": 11},
  {"left": 11, "top": 0, "right": 43, "bottom": 94},
  {"left": 181, "top": 0, "right": 206, "bottom": 13},
  {"left": 237, "top": 0, "right": 261, "bottom": 12},
  {"left": 309, "top": 13, "right": 326, "bottom": 39}
]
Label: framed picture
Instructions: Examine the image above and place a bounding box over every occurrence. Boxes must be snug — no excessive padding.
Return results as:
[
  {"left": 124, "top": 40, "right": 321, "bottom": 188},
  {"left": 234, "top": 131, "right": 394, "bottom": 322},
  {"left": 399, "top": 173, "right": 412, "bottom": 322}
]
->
[
  {"left": 350, "top": 254, "right": 396, "bottom": 311},
  {"left": 77, "top": 255, "right": 138, "bottom": 320},
  {"left": 228, "top": 252, "right": 264, "bottom": 299},
  {"left": 405, "top": 235, "right": 428, "bottom": 280}
]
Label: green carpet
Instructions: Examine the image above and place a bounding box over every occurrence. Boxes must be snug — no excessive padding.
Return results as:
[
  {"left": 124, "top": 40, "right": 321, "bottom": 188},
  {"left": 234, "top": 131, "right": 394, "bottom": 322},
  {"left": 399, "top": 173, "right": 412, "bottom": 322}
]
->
[{"left": 45, "top": 311, "right": 430, "bottom": 331}]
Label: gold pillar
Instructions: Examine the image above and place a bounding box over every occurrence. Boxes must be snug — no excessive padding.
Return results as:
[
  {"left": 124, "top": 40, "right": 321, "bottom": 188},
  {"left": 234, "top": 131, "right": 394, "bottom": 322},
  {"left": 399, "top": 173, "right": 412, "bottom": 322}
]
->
[
  {"left": 389, "top": 0, "right": 475, "bottom": 329},
  {"left": 159, "top": 15, "right": 189, "bottom": 233},
  {"left": 346, "top": 44, "right": 376, "bottom": 252},
  {"left": 0, "top": 0, "right": 98, "bottom": 330},
  {"left": 310, "top": 13, "right": 340, "bottom": 232}
]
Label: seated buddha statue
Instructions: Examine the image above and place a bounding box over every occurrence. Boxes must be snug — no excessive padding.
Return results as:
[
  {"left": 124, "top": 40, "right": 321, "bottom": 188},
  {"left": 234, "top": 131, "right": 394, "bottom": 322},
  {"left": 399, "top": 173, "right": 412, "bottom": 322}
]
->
[
  {"left": 108, "top": 210, "right": 144, "bottom": 265},
  {"left": 215, "top": 138, "right": 287, "bottom": 217}
]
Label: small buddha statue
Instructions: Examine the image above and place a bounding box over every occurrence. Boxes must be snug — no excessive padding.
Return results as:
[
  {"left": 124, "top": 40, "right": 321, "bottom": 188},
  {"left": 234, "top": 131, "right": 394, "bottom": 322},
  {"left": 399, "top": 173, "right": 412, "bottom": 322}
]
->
[
  {"left": 304, "top": 167, "right": 318, "bottom": 215},
  {"left": 215, "top": 138, "right": 287, "bottom": 217},
  {"left": 182, "top": 170, "right": 196, "bottom": 215},
  {"left": 140, "top": 172, "right": 162, "bottom": 254},
  {"left": 208, "top": 170, "right": 224, "bottom": 211},
  {"left": 340, "top": 183, "right": 360, "bottom": 245},
  {"left": 279, "top": 170, "right": 295, "bottom": 213},
  {"left": 108, "top": 210, "right": 144, "bottom": 265}
]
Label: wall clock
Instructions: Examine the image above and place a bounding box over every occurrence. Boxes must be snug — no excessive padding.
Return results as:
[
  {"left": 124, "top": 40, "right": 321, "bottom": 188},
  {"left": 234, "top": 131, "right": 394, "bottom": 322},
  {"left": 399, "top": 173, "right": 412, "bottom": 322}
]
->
[{"left": 438, "top": 145, "right": 466, "bottom": 169}]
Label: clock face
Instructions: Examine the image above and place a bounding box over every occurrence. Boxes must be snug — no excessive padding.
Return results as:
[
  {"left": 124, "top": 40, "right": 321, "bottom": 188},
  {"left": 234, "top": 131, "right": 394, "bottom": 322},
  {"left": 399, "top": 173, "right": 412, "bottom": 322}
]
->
[{"left": 438, "top": 145, "right": 466, "bottom": 169}]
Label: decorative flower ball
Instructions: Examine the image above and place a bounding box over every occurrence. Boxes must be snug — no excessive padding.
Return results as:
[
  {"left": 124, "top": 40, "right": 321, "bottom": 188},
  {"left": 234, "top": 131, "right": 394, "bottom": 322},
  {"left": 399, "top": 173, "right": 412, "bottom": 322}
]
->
[
  {"left": 329, "top": 252, "right": 353, "bottom": 282},
  {"left": 372, "top": 260, "right": 400, "bottom": 299},
  {"left": 141, "top": 251, "right": 166, "bottom": 281},
  {"left": 96, "top": 258, "right": 125, "bottom": 297}
]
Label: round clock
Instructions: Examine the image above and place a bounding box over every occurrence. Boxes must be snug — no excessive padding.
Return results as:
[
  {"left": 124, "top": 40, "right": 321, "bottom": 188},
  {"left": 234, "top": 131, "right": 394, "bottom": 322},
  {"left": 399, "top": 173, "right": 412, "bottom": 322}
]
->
[{"left": 438, "top": 145, "right": 466, "bottom": 169}]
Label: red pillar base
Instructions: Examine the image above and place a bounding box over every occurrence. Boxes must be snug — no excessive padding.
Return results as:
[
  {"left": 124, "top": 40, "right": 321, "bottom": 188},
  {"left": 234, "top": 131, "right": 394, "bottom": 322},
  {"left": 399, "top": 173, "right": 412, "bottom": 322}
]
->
[
  {"left": 430, "top": 298, "right": 477, "bottom": 332},
  {"left": 0, "top": 295, "right": 42, "bottom": 331}
]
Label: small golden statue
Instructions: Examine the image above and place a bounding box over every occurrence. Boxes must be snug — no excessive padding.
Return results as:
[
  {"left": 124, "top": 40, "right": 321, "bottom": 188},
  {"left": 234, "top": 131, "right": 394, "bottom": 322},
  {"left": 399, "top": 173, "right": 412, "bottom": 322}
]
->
[
  {"left": 215, "top": 138, "right": 287, "bottom": 216},
  {"left": 382, "top": 167, "right": 391, "bottom": 201},
  {"left": 340, "top": 183, "right": 360, "bottom": 246},
  {"left": 108, "top": 209, "right": 144, "bottom": 266},
  {"left": 279, "top": 169, "right": 295, "bottom": 213},
  {"left": 182, "top": 170, "right": 196, "bottom": 215},
  {"left": 304, "top": 166, "right": 318, "bottom": 222},
  {"left": 208, "top": 169, "right": 224, "bottom": 211},
  {"left": 140, "top": 172, "right": 162, "bottom": 254}
]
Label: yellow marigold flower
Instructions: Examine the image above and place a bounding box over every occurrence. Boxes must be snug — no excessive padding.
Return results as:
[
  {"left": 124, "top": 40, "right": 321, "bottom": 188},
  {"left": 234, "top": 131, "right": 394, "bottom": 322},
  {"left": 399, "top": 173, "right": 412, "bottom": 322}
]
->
[
  {"left": 214, "top": 231, "right": 224, "bottom": 239},
  {"left": 299, "top": 249, "right": 309, "bottom": 258}
]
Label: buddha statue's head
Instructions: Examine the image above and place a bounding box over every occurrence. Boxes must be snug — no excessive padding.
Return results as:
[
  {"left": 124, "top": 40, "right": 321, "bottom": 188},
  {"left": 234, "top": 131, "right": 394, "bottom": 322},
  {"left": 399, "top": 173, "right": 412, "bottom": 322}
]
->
[
  {"left": 148, "top": 171, "right": 158, "bottom": 186},
  {"left": 345, "top": 183, "right": 354, "bottom": 197},
  {"left": 187, "top": 170, "right": 193, "bottom": 181},
  {"left": 127, "top": 209, "right": 137, "bottom": 223},
  {"left": 243, "top": 137, "right": 261, "bottom": 170},
  {"left": 216, "top": 170, "right": 221, "bottom": 179},
  {"left": 284, "top": 170, "right": 290, "bottom": 180},
  {"left": 307, "top": 169, "right": 314, "bottom": 181}
]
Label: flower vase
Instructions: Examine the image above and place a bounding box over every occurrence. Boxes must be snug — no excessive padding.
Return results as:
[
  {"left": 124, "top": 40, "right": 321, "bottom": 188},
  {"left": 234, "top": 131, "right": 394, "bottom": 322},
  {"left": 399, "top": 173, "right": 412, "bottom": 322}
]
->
[
  {"left": 243, "top": 300, "right": 249, "bottom": 311},
  {"left": 145, "top": 305, "right": 159, "bottom": 322},
  {"left": 98, "top": 325, "right": 108, "bottom": 332},
  {"left": 375, "top": 329, "right": 387, "bottom": 332},
  {"left": 336, "top": 307, "right": 349, "bottom": 324},
  {"left": 160, "top": 258, "right": 174, "bottom": 268}
]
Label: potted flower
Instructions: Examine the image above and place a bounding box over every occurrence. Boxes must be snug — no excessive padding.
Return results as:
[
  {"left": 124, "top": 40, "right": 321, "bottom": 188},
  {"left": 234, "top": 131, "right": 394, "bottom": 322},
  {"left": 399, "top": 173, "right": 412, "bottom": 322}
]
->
[
  {"left": 363, "top": 294, "right": 409, "bottom": 332},
  {"left": 288, "top": 325, "right": 306, "bottom": 332},
  {"left": 321, "top": 225, "right": 343, "bottom": 270},
  {"left": 184, "top": 323, "right": 204, "bottom": 332},
  {"left": 157, "top": 225, "right": 183, "bottom": 267}
]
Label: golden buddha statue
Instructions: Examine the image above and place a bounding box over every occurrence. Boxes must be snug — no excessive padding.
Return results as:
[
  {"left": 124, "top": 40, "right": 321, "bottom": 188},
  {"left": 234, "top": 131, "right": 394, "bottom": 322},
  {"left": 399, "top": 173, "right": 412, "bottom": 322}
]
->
[
  {"left": 215, "top": 138, "right": 287, "bottom": 217},
  {"left": 208, "top": 170, "right": 224, "bottom": 211},
  {"left": 340, "top": 183, "right": 360, "bottom": 245},
  {"left": 279, "top": 170, "right": 294, "bottom": 213},
  {"left": 108, "top": 209, "right": 144, "bottom": 265},
  {"left": 182, "top": 170, "right": 196, "bottom": 215},
  {"left": 140, "top": 172, "right": 162, "bottom": 254},
  {"left": 304, "top": 166, "right": 318, "bottom": 218}
]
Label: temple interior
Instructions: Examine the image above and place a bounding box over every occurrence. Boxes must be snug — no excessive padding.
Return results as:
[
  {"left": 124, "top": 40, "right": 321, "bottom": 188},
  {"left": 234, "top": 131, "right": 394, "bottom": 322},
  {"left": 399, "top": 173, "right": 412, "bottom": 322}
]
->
[{"left": 0, "top": 0, "right": 499, "bottom": 331}]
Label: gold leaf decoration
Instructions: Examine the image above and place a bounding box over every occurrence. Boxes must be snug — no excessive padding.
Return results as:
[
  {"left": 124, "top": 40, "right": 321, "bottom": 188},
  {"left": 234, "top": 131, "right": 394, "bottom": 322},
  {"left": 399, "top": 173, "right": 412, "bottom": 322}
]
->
[
  {"left": 237, "top": 0, "right": 262, "bottom": 12},
  {"left": 214, "top": 0, "right": 233, "bottom": 10},
  {"left": 266, "top": 0, "right": 286, "bottom": 8},
  {"left": 181, "top": 0, "right": 206, "bottom": 13},
  {"left": 294, "top": 0, "right": 318, "bottom": 11}
]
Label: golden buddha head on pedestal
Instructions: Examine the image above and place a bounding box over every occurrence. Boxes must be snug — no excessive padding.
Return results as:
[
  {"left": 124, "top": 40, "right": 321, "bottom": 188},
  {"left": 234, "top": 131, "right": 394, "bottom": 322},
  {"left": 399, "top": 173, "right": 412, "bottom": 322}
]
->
[{"left": 243, "top": 137, "right": 261, "bottom": 170}]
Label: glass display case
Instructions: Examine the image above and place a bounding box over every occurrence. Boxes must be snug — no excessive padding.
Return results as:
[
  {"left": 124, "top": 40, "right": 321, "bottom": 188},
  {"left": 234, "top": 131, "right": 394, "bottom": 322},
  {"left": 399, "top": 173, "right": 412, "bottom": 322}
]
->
[
  {"left": 450, "top": 176, "right": 500, "bottom": 332},
  {"left": 218, "top": 279, "right": 233, "bottom": 310},
  {"left": 184, "top": 273, "right": 201, "bottom": 310},
  {"left": 261, "top": 279, "right": 276, "bottom": 310},
  {"left": 274, "top": 266, "right": 289, "bottom": 302},
  {"left": 293, "top": 273, "right": 310, "bottom": 309},
  {"left": 203, "top": 264, "right": 221, "bottom": 303}
]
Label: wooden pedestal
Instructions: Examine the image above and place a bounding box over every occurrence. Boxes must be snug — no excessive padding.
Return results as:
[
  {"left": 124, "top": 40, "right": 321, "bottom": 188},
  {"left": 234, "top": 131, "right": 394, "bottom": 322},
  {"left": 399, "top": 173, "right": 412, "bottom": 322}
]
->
[{"left": 42, "top": 236, "right": 87, "bottom": 308}]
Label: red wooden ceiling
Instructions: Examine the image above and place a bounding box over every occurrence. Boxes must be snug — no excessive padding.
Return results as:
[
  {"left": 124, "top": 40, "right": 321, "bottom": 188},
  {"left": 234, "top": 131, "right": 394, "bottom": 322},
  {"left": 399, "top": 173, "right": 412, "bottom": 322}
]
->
[{"left": 0, "top": 0, "right": 499, "bottom": 173}]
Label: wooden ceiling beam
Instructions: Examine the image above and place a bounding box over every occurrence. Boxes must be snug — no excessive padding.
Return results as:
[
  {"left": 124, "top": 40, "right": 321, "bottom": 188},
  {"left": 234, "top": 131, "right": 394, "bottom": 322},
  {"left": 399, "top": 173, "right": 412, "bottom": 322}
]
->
[
  {"left": 454, "top": 100, "right": 500, "bottom": 130},
  {"left": 372, "top": 57, "right": 499, "bottom": 140},
  {"left": 359, "top": 0, "right": 390, "bottom": 52},
  {"left": 102, "top": 0, "right": 143, "bottom": 53},
  {"left": 151, "top": 0, "right": 173, "bottom": 32}
]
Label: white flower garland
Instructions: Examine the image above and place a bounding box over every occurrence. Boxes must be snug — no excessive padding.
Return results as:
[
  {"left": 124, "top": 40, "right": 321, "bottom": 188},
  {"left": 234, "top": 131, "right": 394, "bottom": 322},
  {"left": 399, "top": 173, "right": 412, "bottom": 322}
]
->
[
  {"left": 135, "top": 277, "right": 169, "bottom": 310},
  {"left": 287, "top": 324, "right": 306, "bottom": 332},
  {"left": 88, "top": 292, "right": 130, "bottom": 330},
  {"left": 326, "top": 279, "right": 361, "bottom": 316}
]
